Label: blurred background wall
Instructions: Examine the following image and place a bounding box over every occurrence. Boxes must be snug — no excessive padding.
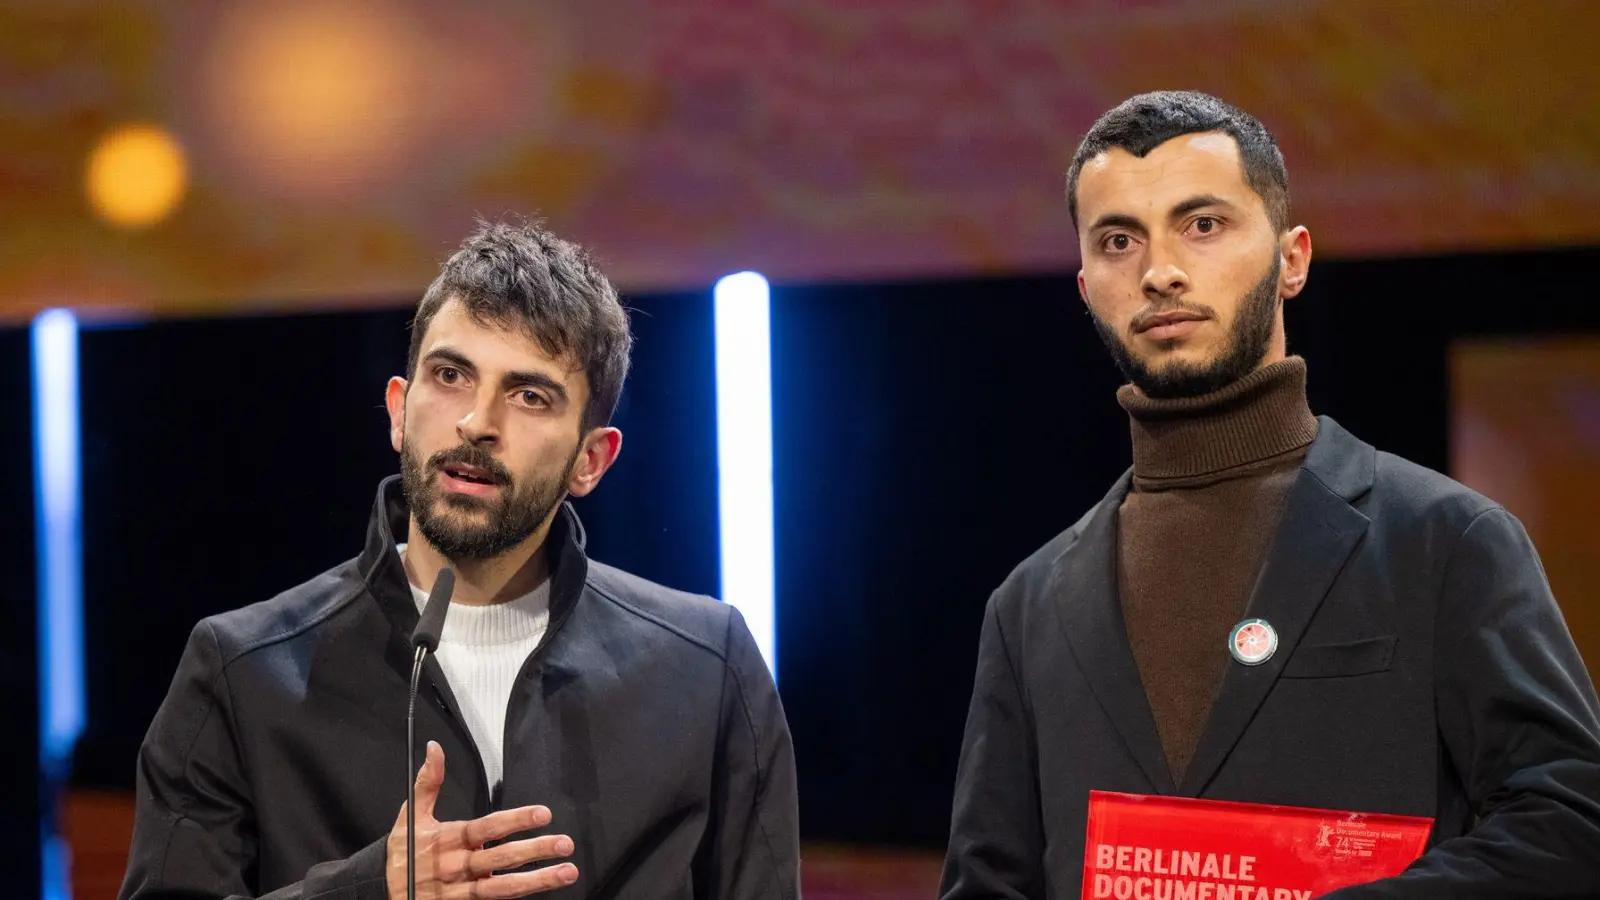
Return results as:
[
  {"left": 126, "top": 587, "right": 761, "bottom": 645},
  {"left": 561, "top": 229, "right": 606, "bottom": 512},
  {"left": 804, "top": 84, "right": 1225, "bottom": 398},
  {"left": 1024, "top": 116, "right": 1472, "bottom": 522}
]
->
[
  {"left": 2, "top": 2, "right": 1597, "bottom": 898},
  {"left": 5, "top": 0, "right": 1598, "bottom": 319}
]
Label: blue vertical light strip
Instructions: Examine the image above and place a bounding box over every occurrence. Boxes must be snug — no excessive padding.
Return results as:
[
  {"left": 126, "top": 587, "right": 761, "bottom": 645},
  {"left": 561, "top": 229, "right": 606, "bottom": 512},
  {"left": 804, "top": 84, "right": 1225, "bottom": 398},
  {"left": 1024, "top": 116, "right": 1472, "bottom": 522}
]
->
[
  {"left": 32, "top": 308, "right": 83, "bottom": 900},
  {"left": 713, "top": 272, "right": 777, "bottom": 679}
]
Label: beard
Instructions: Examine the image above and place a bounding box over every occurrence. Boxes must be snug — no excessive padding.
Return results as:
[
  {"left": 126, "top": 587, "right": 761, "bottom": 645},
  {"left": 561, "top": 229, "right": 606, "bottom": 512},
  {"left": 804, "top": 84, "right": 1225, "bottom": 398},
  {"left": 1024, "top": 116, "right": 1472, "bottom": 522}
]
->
[
  {"left": 1090, "top": 255, "right": 1281, "bottom": 399},
  {"left": 399, "top": 438, "right": 579, "bottom": 562}
]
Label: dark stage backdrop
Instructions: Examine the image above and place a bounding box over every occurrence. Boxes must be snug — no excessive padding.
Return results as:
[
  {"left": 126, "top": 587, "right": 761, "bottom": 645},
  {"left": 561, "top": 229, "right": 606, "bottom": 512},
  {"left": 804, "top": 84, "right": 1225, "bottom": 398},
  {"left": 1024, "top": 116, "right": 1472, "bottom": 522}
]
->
[
  {"left": 1, "top": 326, "right": 42, "bottom": 895},
  {"left": 56, "top": 246, "right": 1600, "bottom": 848}
]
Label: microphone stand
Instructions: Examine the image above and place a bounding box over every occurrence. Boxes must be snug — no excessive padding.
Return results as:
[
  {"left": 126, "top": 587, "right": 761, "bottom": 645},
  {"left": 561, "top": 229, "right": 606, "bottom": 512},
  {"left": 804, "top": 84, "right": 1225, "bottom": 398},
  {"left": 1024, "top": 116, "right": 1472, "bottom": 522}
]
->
[
  {"left": 408, "top": 644, "right": 428, "bottom": 900},
  {"left": 406, "top": 566, "right": 454, "bottom": 900}
]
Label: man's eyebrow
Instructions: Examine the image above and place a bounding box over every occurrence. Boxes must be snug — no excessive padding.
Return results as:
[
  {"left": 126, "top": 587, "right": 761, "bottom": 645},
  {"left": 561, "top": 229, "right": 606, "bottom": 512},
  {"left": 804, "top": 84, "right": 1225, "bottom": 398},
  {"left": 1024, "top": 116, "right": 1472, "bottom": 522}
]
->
[
  {"left": 1169, "top": 194, "right": 1234, "bottom": 219},
  {"left": 500, "top": 369, "right": 568, "bottom": 404},
  {"left": 422, "top": 347, "right": 475, "bottom": 373},
  {"left": 1088, "top": 212, "right": 1147, "bottom": 233}
]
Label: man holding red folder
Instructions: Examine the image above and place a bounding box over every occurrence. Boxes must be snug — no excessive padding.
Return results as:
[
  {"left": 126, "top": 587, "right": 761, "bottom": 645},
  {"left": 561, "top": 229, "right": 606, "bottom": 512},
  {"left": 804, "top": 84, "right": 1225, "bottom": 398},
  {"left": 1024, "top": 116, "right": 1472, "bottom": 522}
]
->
[{"left": 939, "top": 92, "right": 1600, "bottom": 898}]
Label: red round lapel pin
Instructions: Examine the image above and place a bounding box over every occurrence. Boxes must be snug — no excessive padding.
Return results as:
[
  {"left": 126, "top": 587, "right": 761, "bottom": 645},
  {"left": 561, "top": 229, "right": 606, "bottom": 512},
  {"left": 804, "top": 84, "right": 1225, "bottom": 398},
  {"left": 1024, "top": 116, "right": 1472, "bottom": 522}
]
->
[{"left": 1229, "top": 618, "right": 1278, "bottom": 666}]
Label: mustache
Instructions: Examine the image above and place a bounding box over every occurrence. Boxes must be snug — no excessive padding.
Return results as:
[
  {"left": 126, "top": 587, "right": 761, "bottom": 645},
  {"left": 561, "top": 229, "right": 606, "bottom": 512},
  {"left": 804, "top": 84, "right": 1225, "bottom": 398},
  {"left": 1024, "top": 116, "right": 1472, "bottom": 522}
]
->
[
  {"left": 1128, "top": 301, "right": 1216, "bottom": 334},
  {"left": 427, "top": 444, "right": 513, "bottom": 485}
]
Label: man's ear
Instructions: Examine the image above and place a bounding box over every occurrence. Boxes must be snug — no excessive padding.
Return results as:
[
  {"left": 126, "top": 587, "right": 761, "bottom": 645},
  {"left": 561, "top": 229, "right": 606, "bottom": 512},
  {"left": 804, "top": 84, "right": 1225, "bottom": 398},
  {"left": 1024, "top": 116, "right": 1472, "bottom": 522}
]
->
[
  {"left": 385, "top": 376, "right": 408, "bottom": 453},
  {"left": 566, "top": 427, "right": 623, "bottom": 498},
  {"left": 1279, "top": 226, "right": 1313, "bottom": 299}
]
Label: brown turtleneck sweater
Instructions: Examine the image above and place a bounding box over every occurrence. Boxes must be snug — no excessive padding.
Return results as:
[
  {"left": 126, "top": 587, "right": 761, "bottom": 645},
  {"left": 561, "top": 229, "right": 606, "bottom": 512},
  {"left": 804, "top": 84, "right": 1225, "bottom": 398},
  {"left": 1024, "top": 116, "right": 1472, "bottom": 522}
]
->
[{"left": 1116, "top": 357, "right": 1319, "bottom": 784}]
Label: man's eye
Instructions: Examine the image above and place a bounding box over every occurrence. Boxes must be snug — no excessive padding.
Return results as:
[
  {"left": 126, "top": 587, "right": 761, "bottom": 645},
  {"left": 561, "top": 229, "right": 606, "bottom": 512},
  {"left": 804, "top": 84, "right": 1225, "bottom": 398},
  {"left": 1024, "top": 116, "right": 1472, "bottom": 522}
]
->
[
  {"left": 1105, "top": 234, "right": 1132, "bottom": 251},
  {"left": 1194, "top": 216, "right": 1219, "bottom": 234},
  {"left": 437, "top": 367, "right": 461, "bottom": 384},
  {"left": 519, "top": 391, "right": 547, "bottom": 407}
]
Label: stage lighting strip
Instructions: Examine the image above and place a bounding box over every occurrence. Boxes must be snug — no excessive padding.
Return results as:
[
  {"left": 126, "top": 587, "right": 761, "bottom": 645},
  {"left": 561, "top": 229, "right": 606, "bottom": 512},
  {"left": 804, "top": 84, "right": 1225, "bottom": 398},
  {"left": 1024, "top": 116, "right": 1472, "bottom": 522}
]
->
[
  {"left": 713, "top": 273, "right": 777, "bottom": 680},
  {"left": 33, "top": 308, "right": 83, "bottom": 900}
]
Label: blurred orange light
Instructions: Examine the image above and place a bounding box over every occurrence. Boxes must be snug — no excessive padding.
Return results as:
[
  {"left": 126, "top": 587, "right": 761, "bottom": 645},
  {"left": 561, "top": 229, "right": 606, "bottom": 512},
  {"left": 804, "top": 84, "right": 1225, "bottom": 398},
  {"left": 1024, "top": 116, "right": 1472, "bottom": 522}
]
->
[
  {"left": 85, "top": 125, "right": 188, "bottom": 229},
  {"left": 207, "top": 3, "right": 423, "bottom": 195}
]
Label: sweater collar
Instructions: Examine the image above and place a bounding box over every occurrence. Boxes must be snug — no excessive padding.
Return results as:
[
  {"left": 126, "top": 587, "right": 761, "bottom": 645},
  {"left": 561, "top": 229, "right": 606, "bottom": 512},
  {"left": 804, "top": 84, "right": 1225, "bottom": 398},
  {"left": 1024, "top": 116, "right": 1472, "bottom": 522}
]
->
[{"left": 1117, "top": 357, "right": 1319, "bottom": 480}]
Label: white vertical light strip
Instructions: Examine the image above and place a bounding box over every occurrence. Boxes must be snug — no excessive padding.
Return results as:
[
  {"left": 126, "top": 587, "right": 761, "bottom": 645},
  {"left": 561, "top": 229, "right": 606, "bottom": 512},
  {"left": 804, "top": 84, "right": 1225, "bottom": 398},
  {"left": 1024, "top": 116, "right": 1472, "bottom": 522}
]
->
[
  {"left": 713, "top": 272, "right": 776, "bottom": 679},
  {"left": 32, "top": 308, "right": 83, "bottom": 900}
]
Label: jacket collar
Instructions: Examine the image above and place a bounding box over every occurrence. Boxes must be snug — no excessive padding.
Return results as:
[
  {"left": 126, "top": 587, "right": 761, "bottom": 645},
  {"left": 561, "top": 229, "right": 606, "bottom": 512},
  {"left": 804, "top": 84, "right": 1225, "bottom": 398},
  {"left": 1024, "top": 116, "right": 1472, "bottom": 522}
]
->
[{"left": 357, "top": 475, "right": 590, "bottom": 640}]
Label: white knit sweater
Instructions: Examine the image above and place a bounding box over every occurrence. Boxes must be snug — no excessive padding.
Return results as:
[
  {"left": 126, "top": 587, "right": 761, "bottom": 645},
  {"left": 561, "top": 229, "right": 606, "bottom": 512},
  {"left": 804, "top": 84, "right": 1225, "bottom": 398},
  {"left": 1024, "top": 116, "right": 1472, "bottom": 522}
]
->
[{"left": 400, "top": 544, "right": 550, "bottom": 792}]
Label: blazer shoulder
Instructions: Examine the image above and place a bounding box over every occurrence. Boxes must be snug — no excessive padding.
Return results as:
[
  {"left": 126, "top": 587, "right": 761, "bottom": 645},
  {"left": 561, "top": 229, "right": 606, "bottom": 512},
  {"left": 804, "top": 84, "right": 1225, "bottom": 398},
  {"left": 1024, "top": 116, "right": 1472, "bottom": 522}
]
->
[
  {"left": 1371, "top": 449, "right": 1500, "bottom": 530},
  {"left": 992, "top": 497, "right": 1106, "bottom": 611},
  {"left": 584, "top": 560, "right": 734, "bottom": 660},
  {"left": 199, "top": 559, "right": 369, "bottom": 667}
]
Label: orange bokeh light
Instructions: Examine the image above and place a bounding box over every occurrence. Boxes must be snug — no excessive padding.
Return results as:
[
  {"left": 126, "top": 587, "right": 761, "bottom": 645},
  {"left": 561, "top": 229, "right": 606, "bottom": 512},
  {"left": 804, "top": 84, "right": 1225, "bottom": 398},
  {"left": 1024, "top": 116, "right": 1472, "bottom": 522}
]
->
[{"left": 85, "top": 125, "right": 189, "bottom": 229}]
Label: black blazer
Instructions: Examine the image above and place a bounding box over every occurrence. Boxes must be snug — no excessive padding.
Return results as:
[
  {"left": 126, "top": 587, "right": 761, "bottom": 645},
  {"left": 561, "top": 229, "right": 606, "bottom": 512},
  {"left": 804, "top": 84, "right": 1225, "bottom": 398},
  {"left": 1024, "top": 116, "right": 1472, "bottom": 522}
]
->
[{"left": 940, "top": 418, "right": 1600, "bottom": 899}]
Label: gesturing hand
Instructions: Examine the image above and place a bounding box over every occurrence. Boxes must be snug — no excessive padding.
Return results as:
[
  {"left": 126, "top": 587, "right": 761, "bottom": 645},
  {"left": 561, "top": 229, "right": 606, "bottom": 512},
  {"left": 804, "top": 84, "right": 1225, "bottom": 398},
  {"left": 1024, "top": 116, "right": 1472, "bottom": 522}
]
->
[{"left": 386, "top": 741, "right": 579, "bottom": 899}]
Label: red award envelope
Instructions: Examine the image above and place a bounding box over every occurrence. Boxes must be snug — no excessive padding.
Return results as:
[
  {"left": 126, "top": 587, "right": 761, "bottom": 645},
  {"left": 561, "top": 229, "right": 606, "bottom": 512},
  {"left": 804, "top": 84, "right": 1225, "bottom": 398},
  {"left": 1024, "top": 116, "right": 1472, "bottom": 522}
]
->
[{"left": 1083, "top": 791, "right": 1433, "bottom": 899}]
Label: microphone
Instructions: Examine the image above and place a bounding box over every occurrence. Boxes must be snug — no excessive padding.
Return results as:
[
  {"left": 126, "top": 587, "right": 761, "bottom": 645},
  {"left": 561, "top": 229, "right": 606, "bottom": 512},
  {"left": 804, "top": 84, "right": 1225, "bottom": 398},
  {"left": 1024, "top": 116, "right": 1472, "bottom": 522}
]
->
[
  {"left": 407, "top": 568, "right": 455, "bottom": 900},
  {"left": 412, "top": 568, "right": 454, "bottom": 653}
]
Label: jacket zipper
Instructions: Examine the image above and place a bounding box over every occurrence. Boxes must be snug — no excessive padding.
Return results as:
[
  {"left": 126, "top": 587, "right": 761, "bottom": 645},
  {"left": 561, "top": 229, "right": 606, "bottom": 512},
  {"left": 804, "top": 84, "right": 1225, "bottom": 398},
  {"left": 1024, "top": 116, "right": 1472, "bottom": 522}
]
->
[
  {"left": 420, "top": 657, "right": 496, "bottom": 817},
  {"left": 494, "top": 585, "right": 584, "bottom": 809}
]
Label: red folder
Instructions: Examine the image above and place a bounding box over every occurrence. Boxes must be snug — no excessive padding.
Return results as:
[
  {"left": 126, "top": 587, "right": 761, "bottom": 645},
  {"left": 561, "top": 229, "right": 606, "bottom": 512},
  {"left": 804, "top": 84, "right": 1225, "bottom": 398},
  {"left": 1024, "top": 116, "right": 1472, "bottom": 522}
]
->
[{"left": 1083, "top": 791, "right": 1433, "bottom": 899}]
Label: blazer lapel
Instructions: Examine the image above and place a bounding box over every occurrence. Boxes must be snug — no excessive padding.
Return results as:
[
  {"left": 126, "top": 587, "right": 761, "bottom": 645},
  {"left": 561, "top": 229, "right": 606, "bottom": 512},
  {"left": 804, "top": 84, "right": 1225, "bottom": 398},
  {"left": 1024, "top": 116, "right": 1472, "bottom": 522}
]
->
[
  {"left": 1051, "top": 472, "right": 1179, "bottom": 795},
  {"left": 1179, "top": 417, "right": 1375, "bottom": 796}
]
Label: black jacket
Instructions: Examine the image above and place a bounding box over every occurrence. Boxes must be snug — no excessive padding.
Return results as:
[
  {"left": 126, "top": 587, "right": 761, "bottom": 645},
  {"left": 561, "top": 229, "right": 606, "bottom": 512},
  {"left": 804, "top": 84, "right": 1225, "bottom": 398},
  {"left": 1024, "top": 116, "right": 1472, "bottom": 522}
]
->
[
  {"left": 119, "top": 477, "right": 799, "bottom": 900},
  {"left": 941, "top": 418, "right": 1600, "bottom": 899}
]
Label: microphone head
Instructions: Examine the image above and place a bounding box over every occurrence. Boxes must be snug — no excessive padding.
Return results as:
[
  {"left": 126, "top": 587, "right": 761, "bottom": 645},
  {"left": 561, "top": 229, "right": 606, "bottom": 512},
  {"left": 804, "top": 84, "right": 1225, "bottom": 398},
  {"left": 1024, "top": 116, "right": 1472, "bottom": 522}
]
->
[{"left": 411, "top": 567, "right": 455, "bottom": 652}]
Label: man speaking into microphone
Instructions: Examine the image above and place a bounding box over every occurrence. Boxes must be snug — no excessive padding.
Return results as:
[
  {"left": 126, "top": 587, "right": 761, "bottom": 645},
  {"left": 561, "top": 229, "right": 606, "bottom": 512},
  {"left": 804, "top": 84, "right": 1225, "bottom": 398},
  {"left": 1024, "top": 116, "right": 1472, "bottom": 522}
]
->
[{"left": 119, "top": 219, "right": 799, "bottom": 899}]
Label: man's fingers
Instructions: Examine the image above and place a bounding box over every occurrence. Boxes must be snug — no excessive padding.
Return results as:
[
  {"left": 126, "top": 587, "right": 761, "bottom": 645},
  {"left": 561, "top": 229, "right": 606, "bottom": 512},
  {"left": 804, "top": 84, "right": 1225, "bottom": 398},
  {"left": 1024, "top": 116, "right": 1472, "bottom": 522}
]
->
[
  {"left": 462, "top": 805, "right": 553, "bottom": 847},
  {"left": 466, "top": 835, "right": 575, "bottom": 878},
  {"left": 414, "top": 740, "right": 446, "bottom": 821},
  {"left": 462, "top": 864, "right": 580, "bottom": 899}
]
